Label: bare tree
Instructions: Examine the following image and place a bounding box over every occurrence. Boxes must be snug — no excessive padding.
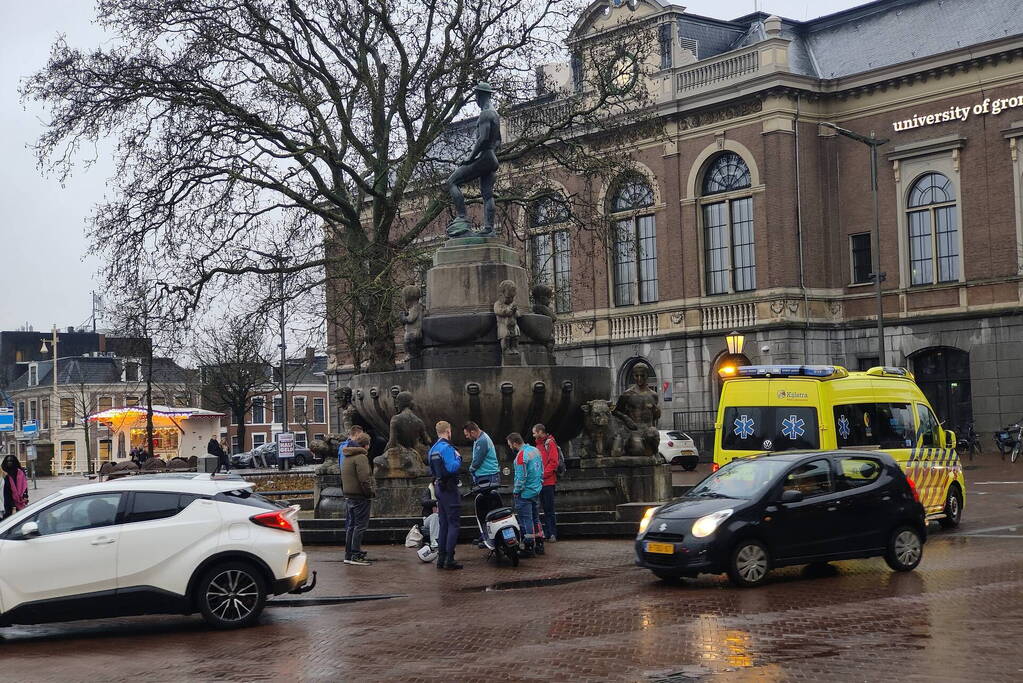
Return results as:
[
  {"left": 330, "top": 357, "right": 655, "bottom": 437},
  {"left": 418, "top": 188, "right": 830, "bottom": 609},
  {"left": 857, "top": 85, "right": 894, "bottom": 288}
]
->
[
  {"left": 193, "top": 317, "right": 273, "bottom": 454},
  {"left": 24, "top": 0, "right": 660, "bottom": 372}
]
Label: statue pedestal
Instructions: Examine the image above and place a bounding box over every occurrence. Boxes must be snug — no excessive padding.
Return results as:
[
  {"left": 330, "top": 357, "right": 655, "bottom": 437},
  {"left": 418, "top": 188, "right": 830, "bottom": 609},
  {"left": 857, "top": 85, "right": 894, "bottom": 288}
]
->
[
  {"left": 373, "top": 447, "right": 429, "bottom": 479},
  {"left": 371, "top": 475, "right": 435, "bottom": 517},
  {"left": 555, "top": 460, "right": 672, "bottom": 511}
]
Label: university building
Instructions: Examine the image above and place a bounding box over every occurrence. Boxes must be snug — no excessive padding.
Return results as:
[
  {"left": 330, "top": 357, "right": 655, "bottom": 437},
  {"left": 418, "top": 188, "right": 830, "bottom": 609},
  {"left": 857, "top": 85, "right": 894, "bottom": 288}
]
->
[{"left": 329, "top": 0, "right": 1023, "bottom": 445}]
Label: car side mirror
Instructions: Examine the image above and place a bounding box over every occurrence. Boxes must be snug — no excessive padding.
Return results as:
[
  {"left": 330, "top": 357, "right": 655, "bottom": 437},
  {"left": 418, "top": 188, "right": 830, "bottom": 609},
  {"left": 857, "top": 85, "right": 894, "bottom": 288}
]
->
[
  {"left": 780, "top": 490, "right": 804, "bottom": 504},
  {"left": 18, "top": 521, "right": 39, "bottom": 539},
  {"left": 944, "top": 430, "right": 956, "bottom": 450}
]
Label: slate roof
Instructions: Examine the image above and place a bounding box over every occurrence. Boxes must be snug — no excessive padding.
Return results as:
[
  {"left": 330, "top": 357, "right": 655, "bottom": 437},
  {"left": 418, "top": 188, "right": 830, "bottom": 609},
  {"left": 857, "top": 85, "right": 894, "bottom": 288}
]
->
[{"left": 8, "top": 356, "right": 193, "bottom": 390}]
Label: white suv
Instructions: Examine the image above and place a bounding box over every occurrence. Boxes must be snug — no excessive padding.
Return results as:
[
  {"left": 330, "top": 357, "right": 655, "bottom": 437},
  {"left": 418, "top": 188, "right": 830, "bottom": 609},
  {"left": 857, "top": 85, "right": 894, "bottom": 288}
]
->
[{"left": 0, "top": 473, "right": 314, "bottom": 630}]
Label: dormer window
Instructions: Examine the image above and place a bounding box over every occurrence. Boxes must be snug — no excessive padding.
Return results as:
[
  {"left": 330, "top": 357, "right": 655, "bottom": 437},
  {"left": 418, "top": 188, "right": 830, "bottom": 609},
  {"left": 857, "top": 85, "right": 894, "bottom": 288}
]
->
[
  {"left": 123, "top": 359, "right": 141, "bottom": 383},
  {"left": 28, "top": 363, "right": 38, "bottom": 387}
]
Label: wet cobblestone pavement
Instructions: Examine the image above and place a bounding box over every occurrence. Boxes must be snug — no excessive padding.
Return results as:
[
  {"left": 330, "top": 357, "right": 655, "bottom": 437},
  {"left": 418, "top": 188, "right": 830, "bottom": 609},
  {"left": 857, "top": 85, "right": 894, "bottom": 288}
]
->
[{"left": 3, "top": 460, "right": 1023, "bottom": 681}]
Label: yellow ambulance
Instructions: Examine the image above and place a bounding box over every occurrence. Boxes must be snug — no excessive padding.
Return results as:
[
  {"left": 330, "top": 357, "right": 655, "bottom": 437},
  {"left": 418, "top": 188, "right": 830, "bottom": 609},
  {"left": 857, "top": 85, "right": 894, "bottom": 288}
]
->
[{"left": 713, "top": 365, "right": 965, "bottom": 528}]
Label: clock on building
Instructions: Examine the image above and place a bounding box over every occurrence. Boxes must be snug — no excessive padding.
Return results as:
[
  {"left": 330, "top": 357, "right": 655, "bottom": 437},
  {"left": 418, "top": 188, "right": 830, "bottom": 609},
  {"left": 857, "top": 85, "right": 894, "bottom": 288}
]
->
[{"left": 606, "top": 52, "right": 638, "bottom": 94}]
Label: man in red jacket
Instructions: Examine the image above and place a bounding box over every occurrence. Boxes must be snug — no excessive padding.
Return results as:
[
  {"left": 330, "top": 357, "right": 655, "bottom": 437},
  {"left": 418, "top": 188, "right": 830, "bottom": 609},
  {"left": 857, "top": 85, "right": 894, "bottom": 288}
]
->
[{"left": 532, "top": 423, "right": 560, "bottom": 542}]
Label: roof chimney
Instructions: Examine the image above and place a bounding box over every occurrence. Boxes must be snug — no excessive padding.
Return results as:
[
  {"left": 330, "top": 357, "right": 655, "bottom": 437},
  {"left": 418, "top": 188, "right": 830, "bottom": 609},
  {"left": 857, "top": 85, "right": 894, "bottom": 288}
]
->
[
  {"left": 67, "top": 326, "right": 75, "bottom": 333},
  {"left": 764, "top": 15, "right": 783, "bottom": 38}
]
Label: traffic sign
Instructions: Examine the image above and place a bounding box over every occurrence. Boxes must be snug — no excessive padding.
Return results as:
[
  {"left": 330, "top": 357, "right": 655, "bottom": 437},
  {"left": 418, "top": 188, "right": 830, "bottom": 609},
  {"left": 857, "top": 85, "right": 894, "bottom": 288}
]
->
[
  {"left": 22, "top": 421, "right": 38, "bottom": 437},
  {"left": 277, "top": 431, "right": 295, "bottom": 459},
  {"left": 0, "top": 410, "right": 13, "bottom": 433}
]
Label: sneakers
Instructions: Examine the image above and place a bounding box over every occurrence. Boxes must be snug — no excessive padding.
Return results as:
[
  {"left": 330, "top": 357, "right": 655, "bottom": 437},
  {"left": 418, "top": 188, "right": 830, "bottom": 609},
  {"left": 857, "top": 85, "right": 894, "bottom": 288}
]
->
[
  {"left": 444, "top": 557, "right": 464, "bottom": 570},
  {"left": 344, "top": 556, "right": 371, "bottom": 566}
]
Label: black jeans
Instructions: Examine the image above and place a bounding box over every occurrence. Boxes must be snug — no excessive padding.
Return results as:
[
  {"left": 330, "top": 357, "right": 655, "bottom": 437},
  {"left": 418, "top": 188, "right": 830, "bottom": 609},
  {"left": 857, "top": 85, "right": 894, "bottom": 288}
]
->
[
  {"left": 436, "top": 484, "right": 461, "bottom": 556},
  {"left": 344, "top": 497, "right": 372, "bottom": 559},
  {"left": 540, "top": 485, "right": 557, "bottom": 538}
]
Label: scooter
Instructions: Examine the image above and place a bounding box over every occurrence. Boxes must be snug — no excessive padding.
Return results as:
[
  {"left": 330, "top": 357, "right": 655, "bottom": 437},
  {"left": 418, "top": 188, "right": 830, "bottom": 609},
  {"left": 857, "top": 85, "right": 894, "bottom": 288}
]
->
[{"left": 468, "top": 481, "right": 522, "bottom": 566}]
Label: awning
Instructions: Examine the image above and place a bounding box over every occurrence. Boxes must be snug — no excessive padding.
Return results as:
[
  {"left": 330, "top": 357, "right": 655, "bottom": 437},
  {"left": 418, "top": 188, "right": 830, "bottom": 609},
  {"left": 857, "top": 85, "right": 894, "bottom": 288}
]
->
[{"left": 88, "top": 405, "right": 225, "bottom": 428}]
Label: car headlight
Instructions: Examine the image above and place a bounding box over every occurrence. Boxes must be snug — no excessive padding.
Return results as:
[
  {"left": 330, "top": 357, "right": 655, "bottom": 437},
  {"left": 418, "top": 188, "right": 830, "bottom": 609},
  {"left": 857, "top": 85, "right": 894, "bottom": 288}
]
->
[
  {"left": 691, "top": 509, "right": 734, "bottom": 538},
  {"left": 637, "top": 506, "right": 659, "bottom": 536}
]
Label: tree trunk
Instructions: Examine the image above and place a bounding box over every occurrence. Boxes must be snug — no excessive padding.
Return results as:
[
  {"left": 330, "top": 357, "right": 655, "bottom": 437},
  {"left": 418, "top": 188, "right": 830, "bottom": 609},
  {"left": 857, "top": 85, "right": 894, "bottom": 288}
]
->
[
  {"left": 363, "top": 246, "right": 397, "bottom": 372},
  {"left": 235, "top": 409, "right": 247, "bottom": 456},
  {"left": 145, "top": 347, "right": 155, "bottom": 459},
  {"left": 82, "top": 418, "right": 93, "bottom": 475}
]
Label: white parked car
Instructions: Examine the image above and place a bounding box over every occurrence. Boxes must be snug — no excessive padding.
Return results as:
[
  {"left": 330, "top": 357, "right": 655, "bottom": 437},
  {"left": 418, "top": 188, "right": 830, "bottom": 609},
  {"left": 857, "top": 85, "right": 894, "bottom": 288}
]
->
[
  {"left": 658, "top": 430, "right": 700, "bottom": 470},
  {"left": 0, "top": 473, "right": 314, "bottom": 630}
]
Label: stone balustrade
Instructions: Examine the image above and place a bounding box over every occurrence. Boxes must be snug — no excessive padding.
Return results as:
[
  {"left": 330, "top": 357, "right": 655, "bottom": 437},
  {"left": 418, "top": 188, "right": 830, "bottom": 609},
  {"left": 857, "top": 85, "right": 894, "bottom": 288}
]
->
[
  {"left": 701, "top": 302, "right": 757, "bottom": 331},
  {"left": 609, "top": 312, "right": 659, "bottom": 340},
  {"left": 676, "top": 47, "right": 760, "bottom": 94},
  {"left": 554, "top": 322, "right": 573, "bottom": 346},
  {"left": 505, "top": 97, "right": 576, "bottom": 140}
]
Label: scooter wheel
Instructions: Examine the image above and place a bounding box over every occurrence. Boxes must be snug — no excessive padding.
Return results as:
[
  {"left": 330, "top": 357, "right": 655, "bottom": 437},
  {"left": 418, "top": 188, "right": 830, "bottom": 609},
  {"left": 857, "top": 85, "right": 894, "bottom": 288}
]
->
[{"left": 506, "top": 545, "right": 519, "bottom": 567}]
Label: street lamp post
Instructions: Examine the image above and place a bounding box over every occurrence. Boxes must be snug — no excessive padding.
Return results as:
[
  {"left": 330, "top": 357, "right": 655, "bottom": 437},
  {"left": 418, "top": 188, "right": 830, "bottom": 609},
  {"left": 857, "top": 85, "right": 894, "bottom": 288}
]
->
[
  {"left": 820, "top": 122, "right": 889, "bottom": 367},
  {"left": 39, "top": 326, "right": 59, "bottom": 480}
]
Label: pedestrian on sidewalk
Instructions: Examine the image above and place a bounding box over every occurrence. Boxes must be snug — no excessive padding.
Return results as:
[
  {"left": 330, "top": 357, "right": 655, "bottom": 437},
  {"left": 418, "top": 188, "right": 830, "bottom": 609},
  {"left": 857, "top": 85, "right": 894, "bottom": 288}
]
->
[
  {"left": 341, "top": 433, "right": 375, "bottom": 566},
  {"left": 2, "top": 455, "right": 29, "bottom": 518},
  {"left": 464, "top": 421, "right": 499, "bottom": 486},
  {"left": 507, "top": 432, "right": 543, "bottom": 558},
  {"left": 533, "top": 423, "right": 560, "bottom": 542},
  {"left": 207, "top": 437, "right": 229, "bottom": 474},
  {"left": 429, "top": 421, "right": 464, "bottom": 570},
  {"left": 337, "top": 424, "right": 365, "bottom": 471}
]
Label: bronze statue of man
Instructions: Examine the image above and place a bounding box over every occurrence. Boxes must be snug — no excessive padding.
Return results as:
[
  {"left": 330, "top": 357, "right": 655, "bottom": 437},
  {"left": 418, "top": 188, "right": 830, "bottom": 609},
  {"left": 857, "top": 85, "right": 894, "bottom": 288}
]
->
[
  {"left": 614, "top": 363, "right": 662, "bottom": 457},
  {"left": 445, "top": 81, "right": 501, "bottom": 238}
]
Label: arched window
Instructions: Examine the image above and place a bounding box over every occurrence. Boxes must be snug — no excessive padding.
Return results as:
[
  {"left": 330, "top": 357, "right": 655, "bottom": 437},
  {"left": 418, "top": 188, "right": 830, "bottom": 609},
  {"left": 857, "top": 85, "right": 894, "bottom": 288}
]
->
[
  {"left": 609, "top": 175, "right": 658, "bottom": 306},
  {"left": 907, "top": 172, "right": 959, "bottom": 286},
  {"left": 700, "top": 153, "right": 755, "bottom": 295},
  {"left": 529, "top": 194, "right": 572, "bottom": 314}
]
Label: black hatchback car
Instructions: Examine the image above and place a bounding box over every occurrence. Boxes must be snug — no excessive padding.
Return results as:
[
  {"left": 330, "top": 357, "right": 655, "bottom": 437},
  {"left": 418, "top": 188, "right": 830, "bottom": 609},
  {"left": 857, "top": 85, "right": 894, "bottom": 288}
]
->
[{"left": 635, "top": 451, "right": 926, "bottom": 586}]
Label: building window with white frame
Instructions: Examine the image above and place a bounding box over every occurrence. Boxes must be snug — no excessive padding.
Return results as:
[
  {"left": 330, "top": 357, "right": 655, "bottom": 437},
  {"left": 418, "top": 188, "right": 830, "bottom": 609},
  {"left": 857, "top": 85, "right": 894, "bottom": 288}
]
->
[
  {"left": 907, "top": 172, "right": 959, "bottom": 286},
  {"left": 29, "top": 400, "right": 37, "bottom": 424},
  {"left": 529, "top": 194, "right": 573, "bottom": 314},
  {"left": 293, "top": 396, "right": 307, "bottom": 422},
  {"left": 251, "top": 397, "right": 265, "bottom": 424},
  {"left": 313, "top": 397, "right": 325, "bottom": 423},
  {"left": 272, "top": 396, "right": 284, "bottom": 424},
  {"left": 252, "top": 433, "right": 266, "bottom": 449},
  {"left": 28, "top": 363, "right": 38, "bottom": 386},
  {"left": 295, "top": 432, "right": 308, "bottom": 449},
  {"left": 701, "top": 152, "right": 756, "bottom": 295},
  {"left": 850, "top": 233, "right": 873, "bottom": 285},
  {"left": 609, "top": 175, "right": 658, "bottom": 306}
]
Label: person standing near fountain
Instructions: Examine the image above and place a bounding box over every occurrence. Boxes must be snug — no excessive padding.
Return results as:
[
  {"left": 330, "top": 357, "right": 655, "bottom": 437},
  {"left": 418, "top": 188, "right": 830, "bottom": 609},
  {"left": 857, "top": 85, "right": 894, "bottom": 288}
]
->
[
  {"left": 532, "top": 424, "right": 561, "bottom": 542},
  {"left": 464, "top": 421, "right": 499, "bottom": 486},
  {"left": 429, "top": 421, "right": 464, "bottom": 570},
  {"left": 508, "top": 432, "right": 544, "bottom": 558}
]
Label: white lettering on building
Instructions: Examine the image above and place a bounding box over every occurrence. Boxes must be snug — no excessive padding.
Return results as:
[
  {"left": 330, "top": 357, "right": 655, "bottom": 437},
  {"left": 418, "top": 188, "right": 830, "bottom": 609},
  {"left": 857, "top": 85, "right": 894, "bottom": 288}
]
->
[{"left": 892, "top": 97, "right": 1023, "bottom": 132}]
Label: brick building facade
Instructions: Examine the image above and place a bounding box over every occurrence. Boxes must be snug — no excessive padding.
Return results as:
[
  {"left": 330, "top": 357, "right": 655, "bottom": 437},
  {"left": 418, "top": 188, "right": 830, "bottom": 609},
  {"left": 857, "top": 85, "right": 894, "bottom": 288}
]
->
[{"left": 329, "top": 0, "right": 1023, "bottom": 443}]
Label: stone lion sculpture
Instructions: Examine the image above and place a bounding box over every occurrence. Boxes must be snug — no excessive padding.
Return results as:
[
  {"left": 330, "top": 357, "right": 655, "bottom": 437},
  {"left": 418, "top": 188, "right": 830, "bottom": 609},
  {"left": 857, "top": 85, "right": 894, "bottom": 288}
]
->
[{"left": 580, "top": 399, "right": 651, "bottom": 459}]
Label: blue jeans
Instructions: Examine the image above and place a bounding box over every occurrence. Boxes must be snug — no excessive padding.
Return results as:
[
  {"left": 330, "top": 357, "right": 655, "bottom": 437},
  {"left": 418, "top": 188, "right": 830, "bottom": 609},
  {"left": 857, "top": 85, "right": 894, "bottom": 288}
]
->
[
  {"left": 540, "top": 485, "right": 557, "bottom": 539},
  {"left": 344, "top": 497, "right": 371, "bottom": 559},
  {"left": 472, "top": 472, "right": 500, "bottom": 486},
  {"left": 514, "top": 495, "right": 537, "bottom": 541}
]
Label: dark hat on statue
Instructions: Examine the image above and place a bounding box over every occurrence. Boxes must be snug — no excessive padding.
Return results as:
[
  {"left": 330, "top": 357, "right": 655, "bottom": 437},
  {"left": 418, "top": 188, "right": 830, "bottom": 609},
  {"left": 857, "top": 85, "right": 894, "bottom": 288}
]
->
[{"left": 474, "top": 81, "right": 496, "bottom": 93}]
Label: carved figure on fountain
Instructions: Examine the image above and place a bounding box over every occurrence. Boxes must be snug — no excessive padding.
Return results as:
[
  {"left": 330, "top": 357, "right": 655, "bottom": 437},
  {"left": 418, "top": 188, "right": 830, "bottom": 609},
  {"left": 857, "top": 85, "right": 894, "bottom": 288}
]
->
[
  {"left": 400, "top": 285, "right": 424, "bottom": 362},
  {"left": 580, "top": 399, "right": 648, "bottom": 459},
  {"left": 493, "top": 279, "right": 522, "bottom": 364},
  {"left": 373, "top": 391, "right": 432, "bottom": 479},
  {"left": 613, "top": 363, "right": 661, "bottom": 459},
  {"left": 336, "top": 386, "right": 359, "bottom": 433}
]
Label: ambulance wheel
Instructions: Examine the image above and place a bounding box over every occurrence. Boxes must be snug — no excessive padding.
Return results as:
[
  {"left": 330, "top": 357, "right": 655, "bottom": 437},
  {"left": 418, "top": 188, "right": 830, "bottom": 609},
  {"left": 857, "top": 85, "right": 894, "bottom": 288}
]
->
[
  {"left": 506, "top": 545, "right": 519, "bottom": 567},
  {"left": 939, "top": 485, "right": 962, "bottom": 529}
]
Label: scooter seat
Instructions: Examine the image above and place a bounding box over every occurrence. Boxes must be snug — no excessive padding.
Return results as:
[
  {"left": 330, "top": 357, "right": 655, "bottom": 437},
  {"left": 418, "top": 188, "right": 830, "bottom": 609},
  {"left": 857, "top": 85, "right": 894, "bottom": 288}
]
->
[{"left": 485, "top": 507, "right": 513, "bottom": 522}]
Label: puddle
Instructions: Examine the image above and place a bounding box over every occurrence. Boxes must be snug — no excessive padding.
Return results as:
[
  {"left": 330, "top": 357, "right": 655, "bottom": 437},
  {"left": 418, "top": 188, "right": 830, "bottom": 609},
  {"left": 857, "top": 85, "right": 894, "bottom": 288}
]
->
[
  {"left": 461, "top": 575, "right": 597, "bottom": 592},
  {"left": 267, "top": 594, "right": 406, "bottom": 607}
]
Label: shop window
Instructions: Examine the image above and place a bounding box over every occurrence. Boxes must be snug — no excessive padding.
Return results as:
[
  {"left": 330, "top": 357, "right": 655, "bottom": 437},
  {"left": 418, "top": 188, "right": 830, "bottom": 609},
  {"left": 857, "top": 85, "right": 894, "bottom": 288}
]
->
[
  {"left": 609, "top": 175, "right": 657, "bottom": 307},
  {"left": 313, "top": 398, "right": 325, "bottom": 423},
  {"left": 907, "top": 172, "right": 959, "bottom": 286},
  {"left": 912, "top": 347, "right": 972, "bottom": 429},
  {"left": 701, "top": 153, "right": 755, "bottom": 295},
  {"left": 59, "top": 441, "right": 77, "bottom": 473},
  {"left": 850, "top": 233, "right": 872, "bottom": 284}
]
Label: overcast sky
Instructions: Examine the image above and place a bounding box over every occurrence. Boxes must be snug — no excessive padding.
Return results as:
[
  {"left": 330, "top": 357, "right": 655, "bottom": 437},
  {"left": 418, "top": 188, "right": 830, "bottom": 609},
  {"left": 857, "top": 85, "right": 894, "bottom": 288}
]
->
[{"left": 0, "top": 0, "right": 861, "bottom": 332}]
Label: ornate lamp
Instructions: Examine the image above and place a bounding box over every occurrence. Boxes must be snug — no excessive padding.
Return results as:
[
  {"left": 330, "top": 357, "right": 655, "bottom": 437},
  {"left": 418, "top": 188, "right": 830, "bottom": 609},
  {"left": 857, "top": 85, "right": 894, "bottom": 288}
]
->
[{"left": 725, "top": 331, "right": 745, "bottom": 356}]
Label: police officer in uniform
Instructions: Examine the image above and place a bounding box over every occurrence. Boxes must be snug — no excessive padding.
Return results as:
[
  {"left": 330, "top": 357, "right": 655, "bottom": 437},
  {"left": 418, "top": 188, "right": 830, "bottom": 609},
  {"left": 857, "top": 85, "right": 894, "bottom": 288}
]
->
[{"left": 428, "top": 421, "right": 464, "bottom": 570}]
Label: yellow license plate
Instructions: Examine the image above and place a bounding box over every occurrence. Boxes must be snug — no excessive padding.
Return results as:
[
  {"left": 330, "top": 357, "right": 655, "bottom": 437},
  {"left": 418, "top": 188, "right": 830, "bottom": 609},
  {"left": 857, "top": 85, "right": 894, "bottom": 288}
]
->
[{"left": 645, "top": 542, "right": 674, "bottom": 555}]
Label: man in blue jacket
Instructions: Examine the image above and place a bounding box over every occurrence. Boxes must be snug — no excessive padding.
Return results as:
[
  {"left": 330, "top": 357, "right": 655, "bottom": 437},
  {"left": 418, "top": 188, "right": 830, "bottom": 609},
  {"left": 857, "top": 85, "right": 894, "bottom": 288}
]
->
[
  {"left": 464, "top": 421, "right": 499, "bottom": 486},
  {"left": 337, "top": 425, "right": 365, "bottom": 470},
  {"left": 429, "top": 421, "right": 464, "bottom": 570},
  {"left": 508, "top": 432, "right": 544, "bottom": 558}
]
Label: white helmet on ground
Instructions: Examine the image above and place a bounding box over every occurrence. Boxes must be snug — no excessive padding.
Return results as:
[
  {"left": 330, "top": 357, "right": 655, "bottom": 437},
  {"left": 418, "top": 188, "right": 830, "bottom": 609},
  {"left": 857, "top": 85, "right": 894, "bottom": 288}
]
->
[{"left": 417, "top": 545, "right": 439, "bottom": 563}]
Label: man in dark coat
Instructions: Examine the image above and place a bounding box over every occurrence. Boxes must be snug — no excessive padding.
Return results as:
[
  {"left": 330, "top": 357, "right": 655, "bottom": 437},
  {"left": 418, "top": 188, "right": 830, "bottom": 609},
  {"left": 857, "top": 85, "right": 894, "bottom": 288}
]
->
[{"left": 207, "top": 437, "right": 229, "bottom": 474}]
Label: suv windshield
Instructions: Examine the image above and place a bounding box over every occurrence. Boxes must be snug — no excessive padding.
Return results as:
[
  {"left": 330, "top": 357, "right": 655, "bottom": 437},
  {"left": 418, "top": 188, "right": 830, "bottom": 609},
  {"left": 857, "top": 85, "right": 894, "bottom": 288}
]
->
[{"left": 689, "top": 459, "right": 791, "bottom": 499}]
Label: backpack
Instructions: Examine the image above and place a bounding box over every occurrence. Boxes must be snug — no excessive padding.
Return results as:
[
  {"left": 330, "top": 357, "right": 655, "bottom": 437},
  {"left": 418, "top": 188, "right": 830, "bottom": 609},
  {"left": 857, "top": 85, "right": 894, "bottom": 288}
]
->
[{"left": 556, "top": 444, "right": 567, "bottom": 475}]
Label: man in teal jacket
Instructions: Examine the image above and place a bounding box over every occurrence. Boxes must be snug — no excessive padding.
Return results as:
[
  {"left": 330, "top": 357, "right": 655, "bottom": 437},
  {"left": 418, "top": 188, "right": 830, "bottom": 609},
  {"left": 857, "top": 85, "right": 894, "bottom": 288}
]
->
[
  {"left": 508, "top": 432, "right": 543, "bottom": 557},
  {"left": 464, "top": 421, "right": 499, "bottom": 486}
]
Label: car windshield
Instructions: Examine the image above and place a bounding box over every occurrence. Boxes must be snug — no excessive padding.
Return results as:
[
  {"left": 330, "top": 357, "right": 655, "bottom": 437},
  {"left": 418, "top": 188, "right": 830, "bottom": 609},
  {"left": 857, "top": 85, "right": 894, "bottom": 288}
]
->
[
  {"left": 688, "top": 459, "right": 790, "bottom": 499},
  {"left": 0, "top": 492, "right": 63, "bottom": 528}
]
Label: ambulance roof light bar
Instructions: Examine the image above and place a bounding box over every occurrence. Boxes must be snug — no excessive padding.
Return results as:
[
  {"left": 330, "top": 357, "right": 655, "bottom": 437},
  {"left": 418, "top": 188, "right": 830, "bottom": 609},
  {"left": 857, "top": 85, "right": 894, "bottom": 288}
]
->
[
  {"left": 720, "top": 365, "right": 850, "bottom": 379},
  {"left": 864, "top": 366, "right": 915, "bottom": 379}
]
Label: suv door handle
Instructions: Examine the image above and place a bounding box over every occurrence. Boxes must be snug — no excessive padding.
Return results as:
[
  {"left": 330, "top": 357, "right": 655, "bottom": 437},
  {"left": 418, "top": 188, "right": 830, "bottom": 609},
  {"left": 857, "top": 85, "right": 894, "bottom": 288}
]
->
[{"left": 91, "top": 537, "right": 116, "bottom": 546}]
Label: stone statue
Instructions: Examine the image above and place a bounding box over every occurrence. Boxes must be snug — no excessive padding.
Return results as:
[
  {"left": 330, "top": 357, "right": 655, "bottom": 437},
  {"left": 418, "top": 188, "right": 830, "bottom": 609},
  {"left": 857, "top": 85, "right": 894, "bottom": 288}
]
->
[
  {"left": 336, "top": 386, "right": 357, "bottom": 433},
  {"left": 531, "top": 283, "right": 557, "bottom": 322},
  {"left": 613, "top": 363, "right": 661, "bottom": 458},
  {"left": 493, "top": 279, "right": 521, "bottom": 359},
  {"left": 580, "top": 398, "right": 646, "bottom": 459},
  {"left": 400, "top": 285, "right": 424, "bottom": 358},
  {"left": 373, "top": 390, "right": 431, "bottom": 478},
  {"left": 445, "top": 81, "right": 501, "bottom": 238}
]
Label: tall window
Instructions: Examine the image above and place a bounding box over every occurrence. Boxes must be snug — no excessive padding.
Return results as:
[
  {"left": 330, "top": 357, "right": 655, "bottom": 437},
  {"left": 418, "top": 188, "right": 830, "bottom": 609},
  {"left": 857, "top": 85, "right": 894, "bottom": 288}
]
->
[
  {"left": 294, "top": 396, "right": 307, "bottom": 422},
  {"left": 610, "top": 176, "right": 658, "bottom": 306},
  {"left": 272, "top": 396, "right": 284, "bottom": 424},
  {"left": 251, "top": 397, "right": 265, "bottom": 424},
  {"left": 98, "top": 396, "right": 112, "bottom": 413},
  {"left": 60, "top": 398, "right": 75, "bottom": 428},
  {"left": 28, "top": 364, "right": 37, "bottom": 386},
  {"left": 529, "top": 194, "right": 572, "bottom": 314},
  {"left": 41, "top": 397, "right": 49, "bottom": 430},
  {"left": 850, "top": 233, "right": 872, "bottom": 284},
  {"left": 29, "top": 400, "right": 37, "bottom": 424},
  {"left": 658, "top": 23, "right": 672, "bottom": 69},
  {"left": 701, "top": 153, "right": 756, "bottom": 295},
  {"left": 313, "top": 397, "right": 325, "bottom": 423},
  {"left": 908, "top": 172, "right": 959, "bottom": 286}
]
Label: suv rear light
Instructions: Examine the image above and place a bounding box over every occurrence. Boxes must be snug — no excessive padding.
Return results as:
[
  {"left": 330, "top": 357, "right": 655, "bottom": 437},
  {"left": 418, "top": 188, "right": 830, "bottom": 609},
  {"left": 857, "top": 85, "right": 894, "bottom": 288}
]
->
[
  {"left": 667, "top": 441, "right": 674, "bottom": 447},
  {"left": 906, "top": 477, "right": 921, "bottom": 503},
  {"left": 250, "top": 509, "right": 295, "bottom": 532}
]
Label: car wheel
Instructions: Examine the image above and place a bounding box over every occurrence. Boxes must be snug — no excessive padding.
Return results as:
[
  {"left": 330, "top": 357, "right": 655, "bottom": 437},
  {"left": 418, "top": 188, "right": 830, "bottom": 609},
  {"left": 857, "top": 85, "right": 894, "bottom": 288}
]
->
[
  {"left": 727, "top": 539, "right": 770, "bottom": 587},
  {"left": 197, "top": 561, "right": 267, "bottom": 629},
  {"left": 939, "top": 486, "right": 963, "bottom": 529},
  {"left": 294, "top": 455, "right": 306, "bottom": 467},
  {"left": 884, "top": 526, "right": 923, "bottom": 572}
]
